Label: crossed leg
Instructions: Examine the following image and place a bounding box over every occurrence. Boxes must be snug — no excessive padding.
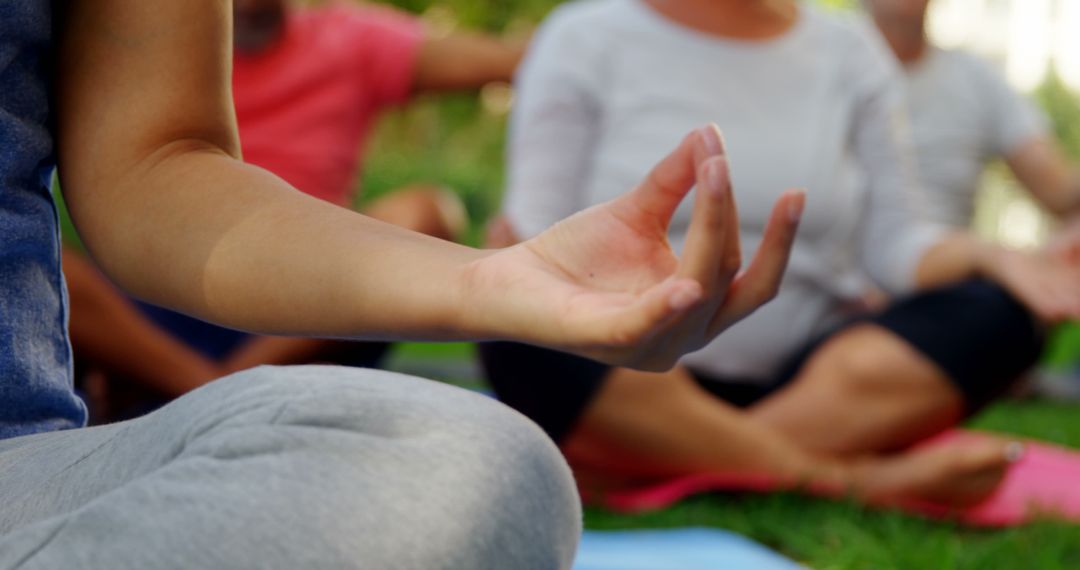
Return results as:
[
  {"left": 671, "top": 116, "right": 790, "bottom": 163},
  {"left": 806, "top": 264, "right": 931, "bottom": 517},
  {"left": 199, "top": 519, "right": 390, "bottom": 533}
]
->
[
  {"left": 563, "top": 361, "right": 1010, "bottom": 508},
  {"left": 362, "top": 183, "right": 468, "bottom": 242},
  {"left": 0, "top": 367, "right": 580, "bottom": 569},
  {"left": 476, "top": 208, "right": 1041, "bottom": 509},
  {"left": 749, "top": 323, "right": 965, "bottom": 456}
]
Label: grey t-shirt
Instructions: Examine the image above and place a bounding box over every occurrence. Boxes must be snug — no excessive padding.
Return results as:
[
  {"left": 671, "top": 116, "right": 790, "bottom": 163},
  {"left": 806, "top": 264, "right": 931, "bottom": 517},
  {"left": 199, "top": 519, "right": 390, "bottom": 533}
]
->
[
  {"left": 903, "top": 47, "right": 1048, "bottom": 228},
  {"left": 504, "top": 0, "right": 945, "bottom": 380}
]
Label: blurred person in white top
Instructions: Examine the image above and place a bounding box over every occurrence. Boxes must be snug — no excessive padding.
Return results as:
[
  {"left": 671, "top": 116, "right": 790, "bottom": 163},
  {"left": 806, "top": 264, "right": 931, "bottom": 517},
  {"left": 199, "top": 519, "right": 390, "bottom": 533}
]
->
[
  {"left": 867, "top": 0, "right": 1080, "bottom": 229},
  {"left": 480, "top": 0, "right": 1080, "bottom": 508},
  {"left": 868, "top": 0, "right": 1080, "bottom": 400}
]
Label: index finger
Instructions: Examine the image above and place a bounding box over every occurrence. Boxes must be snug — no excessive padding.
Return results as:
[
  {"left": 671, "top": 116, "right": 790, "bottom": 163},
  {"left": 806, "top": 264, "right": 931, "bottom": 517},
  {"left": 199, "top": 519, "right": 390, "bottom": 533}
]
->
[
  {"left": 709, "top": 189, "right": 804, "bottom": 333},
  {"left": 676, "top": 152, "right": 741, "bottom": 294},
  {"left": 621, "top": 124, "right": 724, "bottom": 228}
]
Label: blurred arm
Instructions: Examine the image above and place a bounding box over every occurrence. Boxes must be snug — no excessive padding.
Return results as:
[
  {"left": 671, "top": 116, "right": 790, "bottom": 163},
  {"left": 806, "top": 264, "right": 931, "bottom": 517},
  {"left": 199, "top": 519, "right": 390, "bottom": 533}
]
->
[
  {"left": 846, "top": 32, "right": 1080, "bottom": 321},
  {"left": 1006, "top": 137, "right": 1080, "bottom": 219},
  {"left": 221, "top": 337, "right": 335, "bottom": 373},
  {"left": 413, "top": 32, "right": 528, "bottom": 93},
  {"left": 63, "top": 247, "right": 222, "bottom": 396}
]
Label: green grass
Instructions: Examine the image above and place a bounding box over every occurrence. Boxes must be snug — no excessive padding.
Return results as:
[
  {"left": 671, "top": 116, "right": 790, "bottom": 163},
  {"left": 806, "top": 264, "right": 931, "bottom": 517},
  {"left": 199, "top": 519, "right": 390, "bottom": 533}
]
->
[
  {"left": 387, "top": 342, "right": 1080, "bottom": 569},
  {"left": 582, "top": 401, "right": 1080, "bottom": 570},
  {"left": 585, "top": 496, "right": 1080, "bottom": 570}
]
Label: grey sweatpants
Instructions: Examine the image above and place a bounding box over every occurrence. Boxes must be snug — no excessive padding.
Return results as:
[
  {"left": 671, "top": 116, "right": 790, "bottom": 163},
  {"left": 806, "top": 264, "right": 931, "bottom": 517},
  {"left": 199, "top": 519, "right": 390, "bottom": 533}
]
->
[{"left": 0, "top": 366, "right": 581, "bottom": 569}]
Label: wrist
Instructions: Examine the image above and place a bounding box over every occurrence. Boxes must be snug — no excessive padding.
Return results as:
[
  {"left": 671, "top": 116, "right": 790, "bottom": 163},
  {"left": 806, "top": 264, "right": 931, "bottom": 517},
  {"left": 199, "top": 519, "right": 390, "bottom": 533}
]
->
[
  {"left": 1065, "top": 173, "right": 1080, "bottom": 217},
  {"left": 975, "top": 243, "right": 1040, "bottom": 293},
  {"left": 915, "top": 232, "right": 996, "bottom": 289},
  {"left": 336, "top": 237, "right": 493, "bottom": 342},
  {"left": 448, "top": 247, "right": 507, "bottom": 341},
  {"left": 453, "top": 245, "right": 563, "bottom": 346},
  {"left": 972, "top": 241, "right": 1006, "bottom": 280}
]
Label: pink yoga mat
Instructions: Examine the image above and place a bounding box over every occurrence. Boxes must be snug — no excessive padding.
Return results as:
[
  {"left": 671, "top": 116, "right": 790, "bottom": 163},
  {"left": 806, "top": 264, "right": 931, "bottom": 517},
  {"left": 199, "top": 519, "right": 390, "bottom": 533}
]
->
[{"left": 593, "top": 429, "right": 1080, "bottom": 527}]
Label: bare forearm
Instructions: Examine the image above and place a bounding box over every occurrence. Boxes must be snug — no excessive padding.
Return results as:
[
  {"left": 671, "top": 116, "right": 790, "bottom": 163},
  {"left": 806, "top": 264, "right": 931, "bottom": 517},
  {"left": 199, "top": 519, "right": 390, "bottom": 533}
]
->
[
  {"left": 1061, "top": 175, "right": 1080, "bottom": 219},
  {"left": 1033, "top": 170, "right": 1080, "bottom": 218},
  {"left": 913, "top": 232, "right": 1044, "bottom": 295},
  {"left": 64, "top": 248, "right": 221, "bottom": 396},
  {"left": 914, "top": 231, "right": 1080, "bottom": 325},
  {"left": 222, "top": 336, "right": 339, "bottom": 374},
  {"left": 69, "top": 314, "right": 220, "bottom": 397},
  {"left": 68, "top": 149, "right": 491, "bottom": 341},
  {"left": 413, "top": 33, "right": 527, "bottom": 93},
  {"left": 1007, "top": 138, "right": 1080, "bottom": 218},
  {"left": 913, "top": 232, "right": 990, "bottom": 289}
]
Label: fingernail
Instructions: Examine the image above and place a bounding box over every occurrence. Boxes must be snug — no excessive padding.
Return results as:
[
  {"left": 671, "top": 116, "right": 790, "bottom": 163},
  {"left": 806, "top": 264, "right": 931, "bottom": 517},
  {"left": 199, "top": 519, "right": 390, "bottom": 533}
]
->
[
  {"left": 706, "top": 158, "right": 728, "bottom": 198},
  {"left": 701, "top": 123, "right": 725, "bottom": 156},
  {"left": 669, "top": 287, "right": 700, "bottom": 311},
  {"left": 787, "top": 190, "right": 805, "bottom": 223}
]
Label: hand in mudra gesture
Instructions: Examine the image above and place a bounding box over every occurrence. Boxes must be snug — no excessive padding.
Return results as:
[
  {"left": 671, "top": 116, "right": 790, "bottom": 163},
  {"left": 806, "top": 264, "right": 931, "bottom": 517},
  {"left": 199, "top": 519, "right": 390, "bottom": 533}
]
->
[{"left": 465, "top": 124, "right": 805, "bottom": 371}]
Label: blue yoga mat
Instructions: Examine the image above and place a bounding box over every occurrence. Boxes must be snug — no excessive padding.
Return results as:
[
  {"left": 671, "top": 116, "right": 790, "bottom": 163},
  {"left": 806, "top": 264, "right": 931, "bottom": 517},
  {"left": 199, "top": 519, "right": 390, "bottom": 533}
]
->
[{"left": 573, "top": 528, "right": 804, "bottom": 570}]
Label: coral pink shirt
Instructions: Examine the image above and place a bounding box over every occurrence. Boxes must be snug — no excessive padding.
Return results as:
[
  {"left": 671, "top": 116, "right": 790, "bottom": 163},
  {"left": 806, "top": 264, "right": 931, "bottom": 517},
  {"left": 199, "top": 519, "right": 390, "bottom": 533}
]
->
[{"left": 233, "top": 4, "right": 423, "bottom": 206}]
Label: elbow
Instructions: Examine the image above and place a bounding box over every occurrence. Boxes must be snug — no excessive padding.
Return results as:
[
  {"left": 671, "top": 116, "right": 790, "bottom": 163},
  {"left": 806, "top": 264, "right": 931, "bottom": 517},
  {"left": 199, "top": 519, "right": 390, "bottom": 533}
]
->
[
  {"left": 61, "top": 134, "right": 236, "bottom": 232},
  {"left": 1048, "top": 188, "right": 1080, "bottom": 219},
  {"left": 57, "top": 135, "right": 239, "bottom": 298}
]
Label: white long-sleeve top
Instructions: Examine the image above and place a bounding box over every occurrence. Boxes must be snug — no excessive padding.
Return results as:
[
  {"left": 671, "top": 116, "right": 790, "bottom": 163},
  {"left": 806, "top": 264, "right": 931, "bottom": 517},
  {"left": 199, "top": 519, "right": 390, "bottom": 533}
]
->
[{"left": 504, "top": 0, "right": 946, "bottom": 381}]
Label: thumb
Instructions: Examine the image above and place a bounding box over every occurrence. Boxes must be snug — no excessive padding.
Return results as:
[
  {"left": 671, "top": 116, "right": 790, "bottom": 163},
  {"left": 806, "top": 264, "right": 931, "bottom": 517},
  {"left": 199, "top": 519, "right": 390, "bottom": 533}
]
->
[{"left": 580, "top": 278, "right": 702, "bottom": 352}]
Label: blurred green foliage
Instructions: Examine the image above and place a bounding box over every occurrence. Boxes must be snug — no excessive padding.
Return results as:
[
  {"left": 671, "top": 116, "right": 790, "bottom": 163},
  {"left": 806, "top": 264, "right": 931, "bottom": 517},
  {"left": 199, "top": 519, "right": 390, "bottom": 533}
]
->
[
  {"left": 814, "top": 0, "right": 859, "bottom": 11},
  {"left": 1030, "top": 73, "right": 1080, "bottom": 367},
  {"left": 370, "top": 0, "right": 860, "bottom": 27},
  {"left": 1035, "top": 70, "right": 1080, "bottom": 160},
  {"left": 370, "top": 0, "right": 556, "bottom": 30}
]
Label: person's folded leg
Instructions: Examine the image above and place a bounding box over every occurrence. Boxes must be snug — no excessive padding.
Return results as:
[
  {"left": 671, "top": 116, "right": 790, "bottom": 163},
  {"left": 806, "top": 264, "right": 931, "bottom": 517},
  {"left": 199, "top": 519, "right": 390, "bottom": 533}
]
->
[
  {"left": 750, "top": 279, "right": 1046, "bottom": 455},
  {"left": 0, "top": 366, "right": 580, "bottom": 570},
  {"left": 478, "top": 338, "right": 1017, "bottom": 512}
]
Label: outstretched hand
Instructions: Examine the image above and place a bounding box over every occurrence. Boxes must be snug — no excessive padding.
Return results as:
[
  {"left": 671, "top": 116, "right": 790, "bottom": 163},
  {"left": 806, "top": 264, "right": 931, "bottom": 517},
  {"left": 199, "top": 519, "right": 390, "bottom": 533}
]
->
[
  {"left": 465, "top": 125, "right": 805, "bottom": 370},
  {"left": 1047, "top": 217, "right": 1080, "bottom": 266},
  {"left": 982, "top": 246, "right": 1080, "bottom": 324},
  {"left": 984, "top": 222, "right": 1080, "bottom": 324}
]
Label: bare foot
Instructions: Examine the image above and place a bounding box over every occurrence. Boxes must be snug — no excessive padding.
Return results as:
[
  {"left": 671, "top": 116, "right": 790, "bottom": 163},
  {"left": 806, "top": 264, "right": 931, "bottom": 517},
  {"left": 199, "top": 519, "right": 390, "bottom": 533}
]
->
[
  {"left": 567, "top": 431, "right": 1020, "bottom": 513},
  {"left": 849, "top": 437, "right": 1021, "bottom": 509}
]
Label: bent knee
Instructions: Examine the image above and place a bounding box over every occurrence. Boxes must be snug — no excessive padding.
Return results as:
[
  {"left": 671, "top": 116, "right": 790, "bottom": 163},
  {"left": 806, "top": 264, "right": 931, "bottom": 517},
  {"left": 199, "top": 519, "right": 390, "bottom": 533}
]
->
[
  {"left": 364, "top": 185, "right": 469, "bottom": 241},
  {"left": 180, "top": 365, "right": 545, "bottom": 439},
  {"left": 181, "top": 367, "right": 581, "bottom": 568},
  {"left": 435, "top": 400, "right": 581, "bottom": 568},
  {"left": 808, "top": 325, "right": 953, "bottom": 398}
]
